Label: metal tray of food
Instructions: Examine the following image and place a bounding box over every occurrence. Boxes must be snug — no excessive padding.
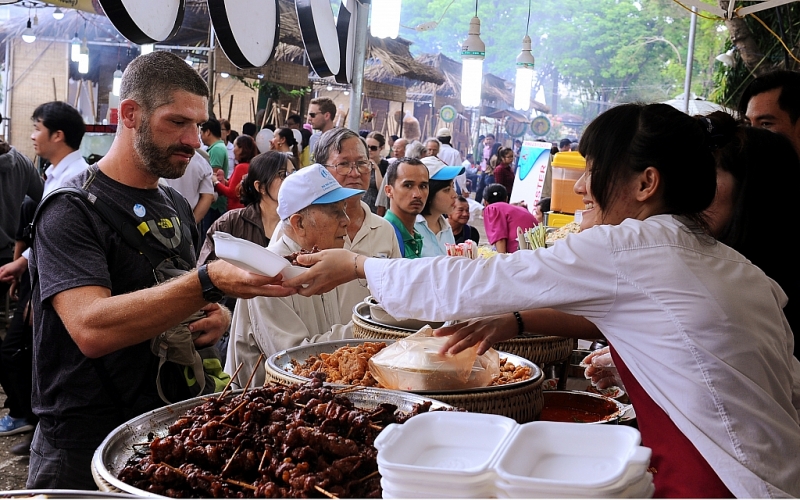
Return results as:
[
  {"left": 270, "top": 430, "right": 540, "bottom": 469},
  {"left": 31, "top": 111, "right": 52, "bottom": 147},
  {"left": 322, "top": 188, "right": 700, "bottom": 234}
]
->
[
  {"left": 92, "top": 387, "right": 450, "bottom": 496},
  {"left": 267, "top": 339, "right": 543, "bottom": 395}
]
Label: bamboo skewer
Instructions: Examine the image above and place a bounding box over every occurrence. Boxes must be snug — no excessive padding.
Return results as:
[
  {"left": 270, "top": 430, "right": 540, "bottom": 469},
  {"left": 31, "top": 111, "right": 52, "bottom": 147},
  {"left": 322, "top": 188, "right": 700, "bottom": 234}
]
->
[
  {"left": 221, "top": 444, "right": 242, "bottom": 475},
  {"left": 353, "top": 470, "right": 379, "bottom": 484},
  {"left": 158, "top": 462, "right": 187, "bottom": 477},
  {"left": 332, "top": 386, "right": 366, "bottom": 395},
  {"left": 217, "top": 362, "right": 243, "bottom": 401},
  {"left": 224, "top": 478, "right": 257, "bottom": 491},
  {"left": 314, "top": 485, "right": 339, "bottom": 499},
  {"left": 240, "top": 353, "right": 264, "bottom": 394},
  {"left": 258, "top": 449, "right": 269, "bottom": 471},
  {"left": 219, "top": 401, "right": 248, "bottom": 424}
]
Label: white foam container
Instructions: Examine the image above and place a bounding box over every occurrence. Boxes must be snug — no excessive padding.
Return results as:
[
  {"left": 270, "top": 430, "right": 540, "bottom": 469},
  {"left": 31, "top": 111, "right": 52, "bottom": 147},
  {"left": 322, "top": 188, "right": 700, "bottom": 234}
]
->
[
  {"left": 496, "top": 472, "right": 654, "bottom": 498},
  {"left": 495, "top": 421, "right": 649, "bottom": 489},
  {"left": 380, "top": 476, "right": 494, "bottom": 498},
  {"left": 374, "top": 414, "right": 653, "bottom": 498},
  {"left": 374, "top": 412, "right": 517, "bottom": 486},
  {"left": 214, "top": 231, "right": 306, "bottom": 279}
]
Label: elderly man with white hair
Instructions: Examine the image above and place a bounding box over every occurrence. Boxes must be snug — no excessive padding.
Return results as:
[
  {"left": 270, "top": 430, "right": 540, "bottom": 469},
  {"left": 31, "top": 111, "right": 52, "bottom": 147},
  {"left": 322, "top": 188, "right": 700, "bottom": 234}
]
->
[{"left": 226, "top": 164, "right": 362, "bottom": 387}]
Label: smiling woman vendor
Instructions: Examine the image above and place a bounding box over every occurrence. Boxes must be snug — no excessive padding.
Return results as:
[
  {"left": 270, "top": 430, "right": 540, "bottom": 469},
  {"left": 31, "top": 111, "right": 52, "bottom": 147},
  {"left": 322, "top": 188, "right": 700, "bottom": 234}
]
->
[{"left": 285, "top": 103, "right": 800, "bottom": 498}]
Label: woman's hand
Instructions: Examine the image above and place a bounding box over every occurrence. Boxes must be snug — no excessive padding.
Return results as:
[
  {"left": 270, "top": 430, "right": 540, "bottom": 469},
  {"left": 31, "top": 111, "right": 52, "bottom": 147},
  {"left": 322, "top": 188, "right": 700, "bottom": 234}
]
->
[
  {"left": 434, "top": 313, "right": 519, "bottom": 356},
  {"left": 582, "top": 346, "right": 625, "bottom": 390},
  {"left": 283, "top": 249, "right": 362, "bottom": 296}
]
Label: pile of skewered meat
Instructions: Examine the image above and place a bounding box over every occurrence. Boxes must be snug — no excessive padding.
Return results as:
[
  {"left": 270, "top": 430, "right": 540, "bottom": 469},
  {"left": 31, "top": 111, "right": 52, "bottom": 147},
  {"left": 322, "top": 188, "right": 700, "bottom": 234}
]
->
[
  {"left": 283, "top": 246, "right": 320, "bottom": 267},
  {"left": 118, "top": 375, "right": 435, "bottom": 498}
]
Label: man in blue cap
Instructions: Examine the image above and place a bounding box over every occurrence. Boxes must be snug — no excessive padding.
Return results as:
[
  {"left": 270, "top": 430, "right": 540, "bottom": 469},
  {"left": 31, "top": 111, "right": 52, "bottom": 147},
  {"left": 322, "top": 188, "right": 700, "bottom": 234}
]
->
[
  {"left": 415, "top": 156, "right": 466, "bottom": 257},
  {"left": 226, "top": 164, "right": 363, "bottom": 386}
]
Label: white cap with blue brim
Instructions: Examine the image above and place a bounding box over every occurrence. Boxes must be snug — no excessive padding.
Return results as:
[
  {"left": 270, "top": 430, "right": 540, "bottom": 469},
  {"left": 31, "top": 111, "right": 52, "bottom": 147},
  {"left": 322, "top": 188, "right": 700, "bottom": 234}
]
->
[
  {"left": 277, "top": 163, "right": 364, "bottom": 220},
  {"left": 420, "top": 156, "right": 466, "bottom": 181}
]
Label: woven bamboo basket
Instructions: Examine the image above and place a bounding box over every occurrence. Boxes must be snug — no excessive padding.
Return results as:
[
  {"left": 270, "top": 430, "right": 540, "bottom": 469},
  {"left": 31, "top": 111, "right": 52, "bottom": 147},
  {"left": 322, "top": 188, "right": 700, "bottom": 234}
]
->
[
  {"left": 353, "top": 312, "right": 573, "bottom": 367},
  {"left": 265, "top": 341, "right": 545, "bottom": 423}
]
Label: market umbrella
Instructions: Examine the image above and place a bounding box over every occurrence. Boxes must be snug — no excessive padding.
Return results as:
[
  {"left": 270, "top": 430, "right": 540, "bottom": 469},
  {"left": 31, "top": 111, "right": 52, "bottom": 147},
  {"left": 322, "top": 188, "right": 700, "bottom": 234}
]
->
[{"left": 661, "top": 93, "right": 735, "bottom": 116}]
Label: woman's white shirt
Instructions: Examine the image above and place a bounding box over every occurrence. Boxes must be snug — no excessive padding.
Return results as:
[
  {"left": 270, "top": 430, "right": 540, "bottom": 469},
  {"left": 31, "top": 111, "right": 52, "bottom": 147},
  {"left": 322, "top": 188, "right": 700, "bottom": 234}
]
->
[{"left": 364, "top": 214, "right": 800, "bottom": 498}]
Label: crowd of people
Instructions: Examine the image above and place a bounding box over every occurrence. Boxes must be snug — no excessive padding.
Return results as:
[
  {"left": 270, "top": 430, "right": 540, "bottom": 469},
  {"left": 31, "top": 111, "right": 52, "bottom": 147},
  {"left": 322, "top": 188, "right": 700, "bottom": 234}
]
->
[{"left": 0, "top": 49, "right": 798, "bottom": 498}]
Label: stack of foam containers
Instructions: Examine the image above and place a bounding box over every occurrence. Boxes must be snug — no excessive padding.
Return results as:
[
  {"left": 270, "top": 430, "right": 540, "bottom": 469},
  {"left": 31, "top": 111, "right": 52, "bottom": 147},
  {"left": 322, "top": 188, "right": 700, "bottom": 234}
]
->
[{"left": 374, "top": 412, "right": 653, "bottom": 498}]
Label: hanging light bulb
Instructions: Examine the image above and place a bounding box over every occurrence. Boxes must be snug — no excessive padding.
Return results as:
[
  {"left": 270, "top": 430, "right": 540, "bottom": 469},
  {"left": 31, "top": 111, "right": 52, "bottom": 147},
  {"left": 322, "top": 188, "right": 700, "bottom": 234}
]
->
[
  {"left": 33, "top": 8, "right": 39, "bottom": 26},
  {"left": 78, "top": 41, "right": 89, "bottom": 74},
  {"left": 53, "top": 7, "right": 65, "bottom": 20},
  {"left": 460, "top": 16, "right": 485, "bottom": 108},
  {"left": 140, "top": 44, "right": 154, "bottom": 55},
  {"left": 220, "top": 72, "right": 230, "bottom": 78},
  {"left": 344, "top": 90, "right": 350, "bottom": 95},
  {"left": 21, "top": 18, "right": 36, "bottom": 43},
  {"left": 514, "top": 35, "right": 535, "bottom": 111},
  {"left": 112, "top": 64, "right": 123, "bottom": 96},
  {"left": 71, "top": 32, "right": 81, "bottom": 61},
  {"left": 326, "top": 84, "right": 333, "bottom": 91},
  {"left": 370, "top": 0, "right": 402, "bottom": 39}
]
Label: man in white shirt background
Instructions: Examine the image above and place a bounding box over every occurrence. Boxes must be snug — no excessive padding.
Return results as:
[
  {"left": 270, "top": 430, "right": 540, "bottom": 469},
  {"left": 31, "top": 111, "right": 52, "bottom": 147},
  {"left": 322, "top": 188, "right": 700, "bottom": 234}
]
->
[
  {"left": 162, "top": 149, "right": 215, "bottom": 225},
  {"left": 435, "top": 128, "right": 467, "bottom": 196},
  {"left": 0, "top": 101, "right": 88, "bottom": 453}
]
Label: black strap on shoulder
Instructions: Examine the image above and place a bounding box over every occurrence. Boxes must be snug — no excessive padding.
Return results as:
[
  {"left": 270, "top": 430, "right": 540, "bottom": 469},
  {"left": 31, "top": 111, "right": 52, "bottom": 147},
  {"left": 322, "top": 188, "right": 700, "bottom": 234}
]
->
[{"left": 29, "top": 186, "right": 167, "bottom": 269}]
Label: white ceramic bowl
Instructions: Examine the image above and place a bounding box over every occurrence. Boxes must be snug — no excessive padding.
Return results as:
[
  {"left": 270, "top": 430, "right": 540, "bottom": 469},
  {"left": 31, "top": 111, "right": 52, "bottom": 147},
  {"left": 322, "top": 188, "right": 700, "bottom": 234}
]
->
[{"left": 213, "top": 231, "right": 307, "bottom": 279}]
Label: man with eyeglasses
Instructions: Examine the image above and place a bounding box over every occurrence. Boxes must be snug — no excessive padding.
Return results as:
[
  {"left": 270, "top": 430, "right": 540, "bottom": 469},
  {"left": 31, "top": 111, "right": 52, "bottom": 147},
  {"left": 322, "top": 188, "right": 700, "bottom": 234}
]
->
[
  {"left": 307, "top": 97, "right": 337, "bottom": 158},
  {"left": 313, "top": 128, "right": 401, "bottom": 313}
]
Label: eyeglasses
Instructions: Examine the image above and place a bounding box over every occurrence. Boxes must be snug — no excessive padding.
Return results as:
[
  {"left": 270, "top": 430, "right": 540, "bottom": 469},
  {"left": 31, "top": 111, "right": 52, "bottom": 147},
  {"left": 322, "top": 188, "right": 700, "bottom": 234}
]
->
[
  {"left": 308, "top": 112, "right": 317, "bottom": 118},
  {"left": 324, "top": 160, "right": 372, "bottom": 175},
  {"left": 368, "top": 145, "right": 380, "bottom": 151}
]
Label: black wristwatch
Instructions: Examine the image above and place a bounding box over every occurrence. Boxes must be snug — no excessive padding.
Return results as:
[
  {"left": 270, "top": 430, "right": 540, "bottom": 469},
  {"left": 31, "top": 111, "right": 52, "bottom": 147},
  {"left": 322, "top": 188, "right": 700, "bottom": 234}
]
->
[{"left": 198, "top": 264, "right": 225, "bottom": 303}]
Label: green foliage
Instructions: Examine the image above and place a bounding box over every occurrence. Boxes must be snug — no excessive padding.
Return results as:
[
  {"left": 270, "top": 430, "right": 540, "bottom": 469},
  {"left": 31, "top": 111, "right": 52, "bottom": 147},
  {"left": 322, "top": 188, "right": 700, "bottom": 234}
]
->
[
  {"left": 233, "top": 76, "right": 311, "bottom": 99},
  {"left": 399, "top": 0, "right": 727, "bottom": 121},
  {"left": 712, "top": 4, "right": 800, "bottom": 110}
]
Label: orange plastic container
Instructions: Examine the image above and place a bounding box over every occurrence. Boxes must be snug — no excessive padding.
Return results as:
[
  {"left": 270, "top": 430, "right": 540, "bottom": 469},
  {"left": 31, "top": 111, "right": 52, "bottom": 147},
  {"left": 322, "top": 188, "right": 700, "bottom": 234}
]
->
[{"left": 550, "top": 152, "right": 586, "bottom": 214}]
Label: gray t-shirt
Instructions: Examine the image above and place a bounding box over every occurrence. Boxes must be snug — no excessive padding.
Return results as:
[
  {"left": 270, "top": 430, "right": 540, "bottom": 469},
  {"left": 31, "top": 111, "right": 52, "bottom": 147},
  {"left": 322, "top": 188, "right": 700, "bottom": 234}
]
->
[{"left": 30, "top": 166, "right": 198, "bottom": 449}]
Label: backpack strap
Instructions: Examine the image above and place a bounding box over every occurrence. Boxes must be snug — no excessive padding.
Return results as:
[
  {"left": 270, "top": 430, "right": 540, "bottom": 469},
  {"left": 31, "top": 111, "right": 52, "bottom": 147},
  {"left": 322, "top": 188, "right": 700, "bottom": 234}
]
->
[{"left": 391, "top": 222, "right": 406, "bottom": 258}]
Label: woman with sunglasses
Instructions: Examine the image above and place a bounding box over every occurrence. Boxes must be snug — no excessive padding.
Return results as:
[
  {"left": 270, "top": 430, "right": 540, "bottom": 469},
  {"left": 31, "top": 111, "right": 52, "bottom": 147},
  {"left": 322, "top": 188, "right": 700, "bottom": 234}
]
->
[
  {"left": 285, "top": 103, "right": 800, "bottom": 498},
  {"left": 363, "top": 132, "right": 388, "bottom": 213}
]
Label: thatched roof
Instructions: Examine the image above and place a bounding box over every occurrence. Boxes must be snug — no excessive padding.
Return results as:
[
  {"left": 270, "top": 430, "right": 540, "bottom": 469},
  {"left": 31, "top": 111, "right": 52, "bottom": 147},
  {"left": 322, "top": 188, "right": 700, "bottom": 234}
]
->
[
  {"left": 0, "top": 1, "right": 443, "bottom": 85},
  {"left": 407, "top": 53, "right": 549, "bottom": 114}
]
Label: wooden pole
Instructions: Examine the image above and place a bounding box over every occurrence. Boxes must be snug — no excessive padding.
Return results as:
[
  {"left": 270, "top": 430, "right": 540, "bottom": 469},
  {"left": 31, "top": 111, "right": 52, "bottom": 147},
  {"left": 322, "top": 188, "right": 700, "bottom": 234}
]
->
[
  {"left": 227, "top": 95, "right": 234, "bottom": 122},
  {"left": 217, "top": 94, "right": 223, "bottom": 118},
  {"left": 52, "top": 78, "right": 58, "bottom": 101},
  {"left": 87, "top": 81, "right": 96, "bottom": 123},
  {"left": 73, "top": 80, "right": 82, "bottom": 108}
]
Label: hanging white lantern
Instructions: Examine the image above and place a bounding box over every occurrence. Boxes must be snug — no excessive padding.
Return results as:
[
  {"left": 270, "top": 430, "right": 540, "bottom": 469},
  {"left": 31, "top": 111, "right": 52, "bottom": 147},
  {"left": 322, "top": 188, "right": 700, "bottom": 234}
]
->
[
  {"left": 71, "top": 33, "right": 81, "bottom": 61},
  {"left": 514, "top": 35, "right": 535, "bottom": 111},
  {"left": 53, "top": 7, "right": 65, "bottom": 20},
  {"left": 21, "top": 19, "right": 36, "bottom": 43},
  {"left": 112, "top": 64, "right": 123, "bottom": 96},
  {"left": 460, "top": 16, "right": 485, "bottom": 108},
  {"left": 370, "top": 0, "right": 402, "bottom": 39},
  {"left": 140, "top": 44, "right": 154, "bottom": 55},
  {"left": 78, "top": 42, "right": 89, "bottom": 74}
]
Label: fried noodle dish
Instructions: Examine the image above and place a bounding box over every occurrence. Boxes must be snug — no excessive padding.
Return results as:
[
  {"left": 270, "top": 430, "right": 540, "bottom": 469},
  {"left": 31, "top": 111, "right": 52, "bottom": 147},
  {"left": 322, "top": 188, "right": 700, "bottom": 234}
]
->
[{"left": 291, "top": 342, "right": 532, "bottom": 388}]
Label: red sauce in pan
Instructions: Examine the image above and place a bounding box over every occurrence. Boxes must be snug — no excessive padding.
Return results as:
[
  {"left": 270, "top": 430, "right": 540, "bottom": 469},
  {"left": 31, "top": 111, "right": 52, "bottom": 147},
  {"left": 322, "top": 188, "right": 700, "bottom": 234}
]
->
[{"left": 540, "top": 392, "right": 619, "bottom": 423}]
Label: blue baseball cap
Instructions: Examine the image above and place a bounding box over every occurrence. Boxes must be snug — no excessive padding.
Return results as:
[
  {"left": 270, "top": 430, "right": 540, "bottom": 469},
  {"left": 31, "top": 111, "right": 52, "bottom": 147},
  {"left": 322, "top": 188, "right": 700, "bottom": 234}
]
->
[{"left": 420, "top": 156, "right": 466, "bottom": 181}]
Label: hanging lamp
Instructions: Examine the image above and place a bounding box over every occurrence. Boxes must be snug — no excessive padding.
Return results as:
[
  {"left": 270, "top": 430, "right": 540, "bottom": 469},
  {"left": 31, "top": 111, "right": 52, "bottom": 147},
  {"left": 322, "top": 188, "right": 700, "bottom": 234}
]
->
[
  {"left": 460, "top": 1, "right": 485, "bottom": 108},
  {"left": 514, "top": 0, "right": 535, "bottom": 111},
  {"left": 71, "top": 32, "right": 81, "bottom": 61},
  {"left": 21, "top": 18, "right": 36, "bottom": 43},
  {"left": 112, "top": 64, "right": 123, "bottom": 96}
]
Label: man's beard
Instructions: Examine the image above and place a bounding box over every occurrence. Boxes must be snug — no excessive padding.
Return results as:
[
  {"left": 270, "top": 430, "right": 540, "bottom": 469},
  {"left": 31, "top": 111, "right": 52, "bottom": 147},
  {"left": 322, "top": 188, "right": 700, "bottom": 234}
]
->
[{"left": 134, "top": 116, "right": 195, "bottom": 179}]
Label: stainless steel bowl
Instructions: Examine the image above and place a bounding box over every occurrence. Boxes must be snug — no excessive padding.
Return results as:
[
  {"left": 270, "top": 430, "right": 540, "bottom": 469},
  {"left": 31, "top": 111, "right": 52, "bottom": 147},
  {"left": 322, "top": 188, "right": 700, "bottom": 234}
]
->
[
  {"left": 267, "top": 339, "right": 543, "bottom": 395},
  {"left": 92, "top": 387, "right": 450, "bottom": 496}
]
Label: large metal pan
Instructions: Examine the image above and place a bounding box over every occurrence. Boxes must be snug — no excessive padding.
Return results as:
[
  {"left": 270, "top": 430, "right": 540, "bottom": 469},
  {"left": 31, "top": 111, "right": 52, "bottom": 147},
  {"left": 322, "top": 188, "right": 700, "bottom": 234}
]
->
[{"left": 92, "top": 387, "right": 450, "bottom": 496}]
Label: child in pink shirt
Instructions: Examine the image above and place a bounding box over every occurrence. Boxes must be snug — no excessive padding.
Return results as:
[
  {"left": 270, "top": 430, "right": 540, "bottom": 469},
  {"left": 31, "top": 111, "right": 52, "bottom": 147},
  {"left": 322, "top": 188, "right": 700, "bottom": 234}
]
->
[{"left": 482, "top": 183, "right": 537, "bottom": 253}]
